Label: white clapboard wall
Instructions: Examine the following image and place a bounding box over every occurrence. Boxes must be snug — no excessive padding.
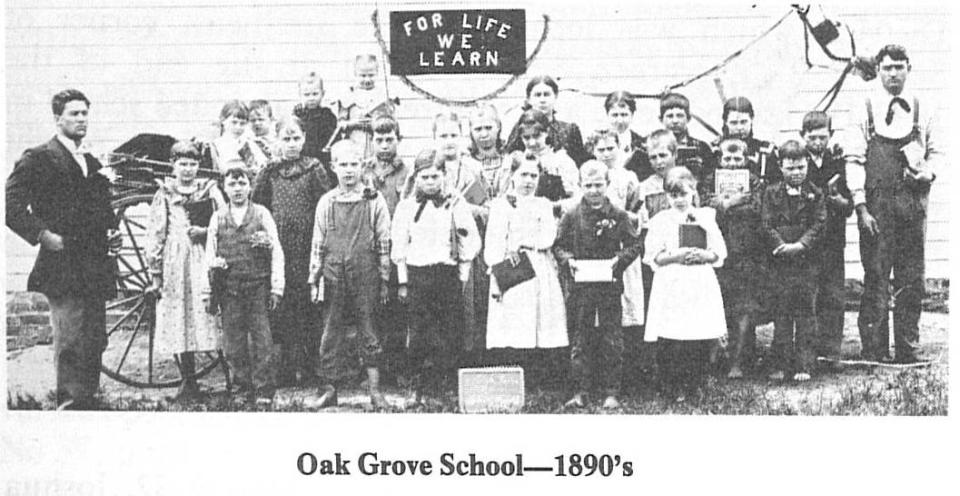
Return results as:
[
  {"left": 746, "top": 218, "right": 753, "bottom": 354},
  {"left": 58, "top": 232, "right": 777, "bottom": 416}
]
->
[{"left": 4, "top": 1, "right": 950, "bottom": 290}]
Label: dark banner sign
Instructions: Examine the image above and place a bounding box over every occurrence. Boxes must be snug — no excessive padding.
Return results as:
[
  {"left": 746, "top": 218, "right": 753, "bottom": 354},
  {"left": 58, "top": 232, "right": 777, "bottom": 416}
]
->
[{"left": 389, "top": 9, "right": 526, "bottom": 75}]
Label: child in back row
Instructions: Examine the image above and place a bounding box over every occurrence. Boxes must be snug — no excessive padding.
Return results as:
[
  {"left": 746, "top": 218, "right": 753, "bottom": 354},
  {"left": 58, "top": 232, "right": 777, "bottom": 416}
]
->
[
  {"left": 210, "top": 100, "right": 270, "bottom": 176},
  {"left": 248, "top": 100, "right": 276, "bottom": 162},
  {"left": 762, "top": 140, "right": 826, "bottom": 382},
  {"left": 644, "top": 167, "right": 726, "bottom": 402},
  {"left": 294, "top": 71, "right": 339, "bottom": 169}
]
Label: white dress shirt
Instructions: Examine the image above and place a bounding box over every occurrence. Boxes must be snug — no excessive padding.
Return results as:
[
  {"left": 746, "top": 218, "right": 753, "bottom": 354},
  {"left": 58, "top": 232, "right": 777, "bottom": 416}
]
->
[
  {"left": 56, "top": 133, "right": 89, "bottom": 177},
  {"left": 842, "top": 88, "right": 943, "bottom": 205}
]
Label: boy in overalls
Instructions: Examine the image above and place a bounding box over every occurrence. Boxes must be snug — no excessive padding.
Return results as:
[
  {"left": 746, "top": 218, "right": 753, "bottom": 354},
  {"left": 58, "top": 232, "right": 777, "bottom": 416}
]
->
[{"left": 308, "top": 140, "right": 392, "bottom": 408}]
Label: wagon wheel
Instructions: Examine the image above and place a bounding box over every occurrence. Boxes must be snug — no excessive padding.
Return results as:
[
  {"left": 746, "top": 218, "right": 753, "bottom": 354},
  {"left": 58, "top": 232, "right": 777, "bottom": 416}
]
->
[{"left": 100, "top": 193, "right": 225, "bottom": 389}]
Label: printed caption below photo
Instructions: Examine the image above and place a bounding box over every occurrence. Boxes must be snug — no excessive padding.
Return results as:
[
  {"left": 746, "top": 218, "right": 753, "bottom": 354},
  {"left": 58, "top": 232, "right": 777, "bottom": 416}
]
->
[{"left": 297, "top": 452, "right": 634, "bottom": 478}]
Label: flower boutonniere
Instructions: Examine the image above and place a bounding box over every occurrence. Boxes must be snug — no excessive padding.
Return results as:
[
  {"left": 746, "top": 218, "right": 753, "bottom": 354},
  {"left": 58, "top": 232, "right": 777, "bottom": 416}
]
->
[
  {"left": 595, "top": 218, "right": 617, "bottom": 238},
  {"left": 805, "top": 191, "right": 816, "bottom": 202},
  {"left": 250, "top": 230, "right": 272, "bottom": 250}
]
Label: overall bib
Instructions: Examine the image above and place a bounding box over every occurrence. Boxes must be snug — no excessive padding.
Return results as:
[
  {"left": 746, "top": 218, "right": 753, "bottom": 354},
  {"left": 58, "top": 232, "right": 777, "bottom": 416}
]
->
[
  {"left": 857, "top": 97, "right": 926, "bottom": 361},
  {"left": 318, "top": 198, "right": 382, "bottom": 382}
]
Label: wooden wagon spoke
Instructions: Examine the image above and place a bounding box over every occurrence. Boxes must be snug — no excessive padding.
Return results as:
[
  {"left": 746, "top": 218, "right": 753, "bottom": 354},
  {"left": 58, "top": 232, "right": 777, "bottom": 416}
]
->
[
  {"left": 147, "top": 316, "right": 155, "bottom": 383},
  {"left": 122, "top": 217, "right": 147, "bottom": 232},
  {"left": 107, "top": 299, "right": 145, "bottom": 337},
  {"left": 116, "top": 268, "right": 150, "bottom": 289},
  {"left": 106, "top": 294, "right": 142, "bottom": 310},
  {"left": 114, "top": 304, "right": 147, "bottom": 375},
  {"left": 121, "top": 216, "right": 150, "bottom": 274},
  {"left": 116, "top": 255, "right": 150, "bottom": 288}
]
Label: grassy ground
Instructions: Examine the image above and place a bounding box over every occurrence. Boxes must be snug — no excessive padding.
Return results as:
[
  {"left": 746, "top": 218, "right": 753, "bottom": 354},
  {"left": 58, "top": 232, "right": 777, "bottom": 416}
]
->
[{"left": 7, "top": 312, "right": 949, "bottom": 415}]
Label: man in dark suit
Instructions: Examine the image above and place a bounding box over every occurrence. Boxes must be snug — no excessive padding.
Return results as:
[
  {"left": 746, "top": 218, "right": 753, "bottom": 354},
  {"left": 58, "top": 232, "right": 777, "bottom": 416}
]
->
[{"left": 6, "top": 89, "right": 119, "bottom": 410}]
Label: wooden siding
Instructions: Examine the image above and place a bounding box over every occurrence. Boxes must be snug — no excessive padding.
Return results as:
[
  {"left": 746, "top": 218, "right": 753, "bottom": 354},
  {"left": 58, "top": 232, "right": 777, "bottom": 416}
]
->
[{"left": 4, "top": 1, "right": 951, "bottom": 290}]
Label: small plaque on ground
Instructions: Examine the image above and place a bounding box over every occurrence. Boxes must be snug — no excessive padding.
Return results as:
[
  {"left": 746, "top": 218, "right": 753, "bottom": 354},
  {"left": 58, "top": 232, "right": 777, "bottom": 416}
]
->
[{"left": 458, "top": 366, "right": 524, "bottom": 413}]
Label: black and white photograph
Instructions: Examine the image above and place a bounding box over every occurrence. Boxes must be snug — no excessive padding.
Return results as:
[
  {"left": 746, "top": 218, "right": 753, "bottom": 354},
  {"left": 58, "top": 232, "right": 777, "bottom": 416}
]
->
[{"left": 2, "top": 0, "right": 955, "bottom": 493}]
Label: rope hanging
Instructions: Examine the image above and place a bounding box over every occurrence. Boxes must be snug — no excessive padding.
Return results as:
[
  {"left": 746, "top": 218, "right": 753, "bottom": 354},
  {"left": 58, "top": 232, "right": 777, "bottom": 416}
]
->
[{"left": 371, "top": 10, "right": 551, "bottom": 108}]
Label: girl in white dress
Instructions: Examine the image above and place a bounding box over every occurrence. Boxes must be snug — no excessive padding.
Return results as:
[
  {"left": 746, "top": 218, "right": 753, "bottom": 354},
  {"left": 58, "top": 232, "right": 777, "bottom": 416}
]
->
[
  {"left": 643, "top": 167, "right": 727, "bottom": 402},
  {"left": 485, "top": 154, "right": 568, "bottom": 382}
]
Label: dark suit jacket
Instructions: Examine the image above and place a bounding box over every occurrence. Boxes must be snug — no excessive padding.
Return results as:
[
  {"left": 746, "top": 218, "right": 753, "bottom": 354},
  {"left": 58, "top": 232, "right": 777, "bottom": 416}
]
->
[
  {"left": 805, "top": 146, "right": 854, "bottom": 252},
  {"left": 761, "top": 181, "right": 827, "bottom": 267},
  {"left": 6, "top": 136, "right": 117, "bottom": 299}
]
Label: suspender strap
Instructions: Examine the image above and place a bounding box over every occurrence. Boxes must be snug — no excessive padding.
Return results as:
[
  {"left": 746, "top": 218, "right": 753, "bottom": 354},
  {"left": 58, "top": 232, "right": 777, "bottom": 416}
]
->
[
  {"left": 865, "top": 98, "right": 875, "bottom": 139},
  {"left": 912, "top": 97, "right": 920, "bottom": 135}
]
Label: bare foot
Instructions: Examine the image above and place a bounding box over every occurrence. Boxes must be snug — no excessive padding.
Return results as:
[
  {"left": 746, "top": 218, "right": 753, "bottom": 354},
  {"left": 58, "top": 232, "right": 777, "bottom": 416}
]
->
[
  {"left": 768, "top": 370, "right": 785, "bottom": 381},
  {"left": 793, "top": 372, "right": 811, "bottom": 382},
  {"left": 727, "top": 366, "right": 744, "bottom": 379},
  {"left": 564, "top": 393, "right": 586, "bottom": 409}
]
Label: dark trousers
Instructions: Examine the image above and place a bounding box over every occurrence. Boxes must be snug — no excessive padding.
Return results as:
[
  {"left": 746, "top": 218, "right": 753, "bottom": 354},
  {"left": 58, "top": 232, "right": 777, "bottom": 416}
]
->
[
  {"left": 377, "top": 264, "right": 409, "bottom": 380},
  {"left": 48, "top": 294, "right": 107, "bottom": 408},
  {"left": 770, "top": 267, "right": 818, "bottom": 373},
  {"left": 815, "top": 244, "right": 846, "bottom": 359},
  {"left": 569, "top": 284, "right": 624, "bottom": 397},
  {"left": 318, "top": 276, "right": 382, "bottom": 383},
  {"left": 657, "top": 338, "right": 711, "bottom": 397},
  {"left": 858, "top": 196, "right": 925, "bottom": 361},
  {"left": 407, "top": 264, "right": 463, "bottom": 393},
  {"left": 271, "top": 284, "right": 321, "bottom": 385},
  {"left": 221, "top": 279, "right": 274, "bottom": 389}
]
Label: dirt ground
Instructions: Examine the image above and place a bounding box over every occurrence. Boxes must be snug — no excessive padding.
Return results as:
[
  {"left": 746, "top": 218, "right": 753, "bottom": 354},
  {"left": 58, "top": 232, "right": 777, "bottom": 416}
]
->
[{"left": 6, "top": 311, "right": 949, "bottom": 413}]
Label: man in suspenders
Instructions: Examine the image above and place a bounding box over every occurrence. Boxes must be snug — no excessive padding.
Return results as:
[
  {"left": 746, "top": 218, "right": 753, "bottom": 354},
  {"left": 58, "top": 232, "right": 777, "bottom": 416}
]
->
[{"left": 844, "top": 45, "right": 944, "bottom": 364}]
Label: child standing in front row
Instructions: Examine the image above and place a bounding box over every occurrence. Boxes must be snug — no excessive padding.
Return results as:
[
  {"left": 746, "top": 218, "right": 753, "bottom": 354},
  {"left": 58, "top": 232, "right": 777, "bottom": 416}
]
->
[
  {"left": 585, "top": 128, "right": 645, "bottom": 391},
  {"left": 391, "top": 150, "right": 481, "bottom": 404},
  {"left": 644, "top": 167, "right": 727, "bottom": 402},
  {"left": 204, "top": 166, "right": 284, "bottom": 397},
  {"left": 706, "top": 138, "right": 765, "bottom": 379},
  {"left": 554, "top": 161, "right": 642, "bottom": 410},
  {"left": 308, "top": 140, "right": 392, "bottom": 409},
  {"left": 252, "top": 116, "right": 334, "bottom": 387},
  {"left": 761, "top": 140, "right": 826, "bottom": 382}
]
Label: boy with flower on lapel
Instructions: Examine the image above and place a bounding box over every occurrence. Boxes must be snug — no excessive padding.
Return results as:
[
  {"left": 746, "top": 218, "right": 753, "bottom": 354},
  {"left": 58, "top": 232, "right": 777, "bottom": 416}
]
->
[
  {"left": 553, "top": 161, "right": 641, "bottom": 410},
  {"left": 761, "top": 140, "right": 827, "bottom": 383}
]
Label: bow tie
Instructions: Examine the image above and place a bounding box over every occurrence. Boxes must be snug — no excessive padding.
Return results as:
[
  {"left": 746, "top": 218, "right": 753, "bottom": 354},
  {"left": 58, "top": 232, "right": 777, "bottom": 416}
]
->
[
  {"left": 414, "top": 192, "right": 446, "bottom": 222},
  {"left": 885, "top": 97, "right": 911, "bottom": 125}
]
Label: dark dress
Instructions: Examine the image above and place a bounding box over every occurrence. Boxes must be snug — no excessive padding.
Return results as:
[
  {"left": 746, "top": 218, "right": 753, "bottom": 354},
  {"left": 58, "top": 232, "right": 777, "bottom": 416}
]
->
[
  {"left": 293, "top": 103, "right": 338, "bottom": 180},
  {"left": 252, "top": 156, "right": 334, "bottom": 383}
]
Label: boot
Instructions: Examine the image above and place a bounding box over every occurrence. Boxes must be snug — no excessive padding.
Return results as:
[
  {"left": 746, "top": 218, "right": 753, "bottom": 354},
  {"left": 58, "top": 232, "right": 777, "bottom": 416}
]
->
[
  {"left": 366, "top": 367, "right": 389, "bottom": 410},
  {"left": 175, "top": 353, "right": 199, "bottom": 401}
]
